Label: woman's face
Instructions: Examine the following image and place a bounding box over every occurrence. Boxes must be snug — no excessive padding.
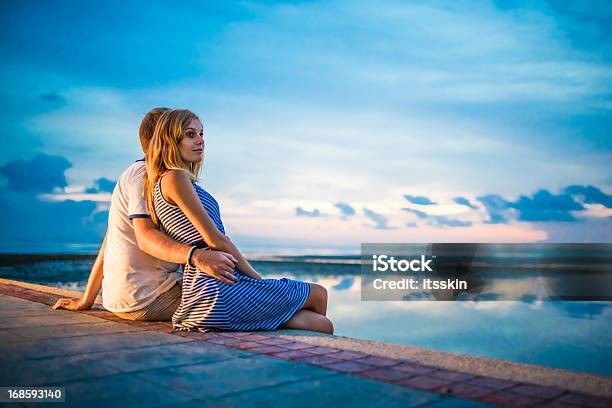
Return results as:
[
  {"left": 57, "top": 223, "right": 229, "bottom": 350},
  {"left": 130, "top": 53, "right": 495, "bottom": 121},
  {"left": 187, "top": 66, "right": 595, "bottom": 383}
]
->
[{"left": 179, "top": 118, "right": 204, "bottom": 163}]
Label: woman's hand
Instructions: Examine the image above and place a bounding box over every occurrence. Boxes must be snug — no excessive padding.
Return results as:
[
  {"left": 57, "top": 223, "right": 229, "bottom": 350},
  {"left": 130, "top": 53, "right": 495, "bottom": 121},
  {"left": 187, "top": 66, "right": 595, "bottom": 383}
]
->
[
  {"left": 51, "top": 298, "right": 91, "bottom": 311},
  {"left": 192, "top": 248, "right": 239, "bottom": 285}
]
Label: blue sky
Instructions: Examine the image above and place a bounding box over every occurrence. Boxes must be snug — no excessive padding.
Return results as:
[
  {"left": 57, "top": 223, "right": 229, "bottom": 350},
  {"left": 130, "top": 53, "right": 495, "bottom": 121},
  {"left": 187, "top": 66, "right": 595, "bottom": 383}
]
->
[{"left": 0, "top": 0, "right": 610, "bottom": 252}]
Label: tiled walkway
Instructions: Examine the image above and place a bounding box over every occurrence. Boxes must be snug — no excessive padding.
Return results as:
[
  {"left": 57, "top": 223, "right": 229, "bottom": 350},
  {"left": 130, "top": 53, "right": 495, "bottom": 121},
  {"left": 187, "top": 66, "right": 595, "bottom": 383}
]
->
[{"left": 1, "top": 280, "right": 610, "bottom": 407}]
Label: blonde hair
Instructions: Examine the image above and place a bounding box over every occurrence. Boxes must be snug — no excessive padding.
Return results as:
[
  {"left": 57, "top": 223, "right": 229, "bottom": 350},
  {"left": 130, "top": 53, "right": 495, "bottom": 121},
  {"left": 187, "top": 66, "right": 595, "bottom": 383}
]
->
[
  {"left": 143, "top": 109, "right": 202, "bottom": 225},
  {"left": 139, "top": 107, "right": 171, "bottom": 152}
]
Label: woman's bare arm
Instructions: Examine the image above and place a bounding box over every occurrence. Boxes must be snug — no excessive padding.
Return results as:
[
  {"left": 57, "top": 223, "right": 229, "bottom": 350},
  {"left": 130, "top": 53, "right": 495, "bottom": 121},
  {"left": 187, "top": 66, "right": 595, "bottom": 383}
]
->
[
  {"left": 52, "top": 232, "right": 107, "bottom": 310},
  {"left": 162, "top": 169, "right": 262, "bottom": 280}
]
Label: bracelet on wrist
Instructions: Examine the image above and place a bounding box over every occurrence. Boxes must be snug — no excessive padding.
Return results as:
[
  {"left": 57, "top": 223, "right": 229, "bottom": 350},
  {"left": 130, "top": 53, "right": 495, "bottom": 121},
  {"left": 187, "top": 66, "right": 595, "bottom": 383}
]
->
[{"left": 187, "top": 246, "right": 198, "bottom": 268}]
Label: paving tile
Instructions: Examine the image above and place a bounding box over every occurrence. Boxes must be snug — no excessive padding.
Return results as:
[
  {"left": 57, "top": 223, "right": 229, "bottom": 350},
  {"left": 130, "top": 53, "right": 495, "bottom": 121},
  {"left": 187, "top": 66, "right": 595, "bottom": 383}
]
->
[
  {"left": 316, "top": 360, "right": 375, "bottom": 374},
  {"left": 247, "top": 345, "right": 286, "bottom": 354},
  {"left": 0, "top": 340, "right": 67, "bottom": 360},
  {"left": 465, "top": 377, "right": 520, "bottom": 392},
  {"left": 431, "top": 370, "right": 478, "bottom": 383},
  {"left": 354, "top": 355, "right": 401, "bottom": 368},
  {"left": 3, "top": 321, "right": 142, "bottom": 342},
  {"left": 424, "top": 397, "right": 494, "bottom": 407},
  {"left": 393, "top": 362, "right": 437, "bottom": 375},
  {"left": 216, "top": 331, "right": 253, "bottom": 338},
  {"left": 327, "top": 350, "right": 368, "bottom": 360},
  {"left": 257, "top": 338, "right": 294, "bottom": 346},
  {"left": 435, "top": 382, "right": 493, "bottom": 400},
  {"left": 43, "top": 330, "right": 192, "bottom": 355},
  {"left": 557, "top": 392, "right": 612, "bottom": 408},
  {"left": 509, "top": 384, "right": 565, "bottom": 400},
  {"left": 0, "top": 313, "right": 104, "bottom": 329},
  {"left": 237, "top": 334, "right": 271, "bottom": 341},
  {"left": 0, "top": 352, "right": 121, "bottom": 386},
  {"left": 96, "top": 341, "right": 247, "bottom": 373},
  {"left": 133, "top": 354, "right": 335, "bottom": 400},
  {"left": 295, "top": 355, "right": 340, "bottom": 366},
  {"left": 0, "top": 328, "right": 27, "bottom": 343},
  {"left": 395, "top": 375, "right": 455, "bottom": 391},
  {"left": 536, "top": 401, "right": 581, "bottom": 408},
  {"left": 277, "top": 342, "right": 315, "bottom": 351},
  {"left": 302, "top": 346, "right": 340, "bottom": 356},
  {"left": 233, "top": 341, "right": 262, "bottom": 350},
  {"left": 205, "top": 337, "right": 244, "bottom": 346},
  {"left": 209, "top": 371, "right": 442, "bottom": 408},
  {"left": 359, "top": 368, "right": 415, "bottom": 382},
  {"left": 270, "top": 350, "right": 316, "bottom": 360},
  {"left": 61, "top": 372, "right": 194, "bottom": 407},
  {"left": 480, "top": 391, "right": 545, "bottom": 408}
]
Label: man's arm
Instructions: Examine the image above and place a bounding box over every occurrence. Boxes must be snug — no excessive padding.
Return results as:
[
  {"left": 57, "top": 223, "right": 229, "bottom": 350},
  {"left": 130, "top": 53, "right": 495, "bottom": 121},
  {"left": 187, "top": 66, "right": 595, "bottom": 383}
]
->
[
  {"left": 133, "top": 217, "right": 240, "bottom": 285},
  {"left": 52, "top": 232, "right": 107, "bottom": 310}
]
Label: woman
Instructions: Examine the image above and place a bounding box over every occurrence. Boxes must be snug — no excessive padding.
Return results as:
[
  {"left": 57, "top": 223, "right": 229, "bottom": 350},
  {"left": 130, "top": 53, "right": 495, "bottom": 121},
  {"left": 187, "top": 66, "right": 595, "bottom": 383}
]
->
[{"left": 143, "top": 109, "right": 333, "bottom": 334}]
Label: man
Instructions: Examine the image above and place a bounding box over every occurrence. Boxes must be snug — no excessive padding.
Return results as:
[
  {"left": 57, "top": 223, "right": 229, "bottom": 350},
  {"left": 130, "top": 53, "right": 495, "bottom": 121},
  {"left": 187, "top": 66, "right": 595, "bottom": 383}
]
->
[{"left": 53, "top": 108, "right": 238, "bottom": 321}]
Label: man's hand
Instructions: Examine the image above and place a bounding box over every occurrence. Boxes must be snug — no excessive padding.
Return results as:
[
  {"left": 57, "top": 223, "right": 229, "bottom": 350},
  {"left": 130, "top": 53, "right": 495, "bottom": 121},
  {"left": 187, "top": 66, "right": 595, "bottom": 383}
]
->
[
  {"left": 192, "top": 248, "right": 239, "bottom": 285},
  {"left": 52, "top": 298, "right": 92, "bottom": 311}
]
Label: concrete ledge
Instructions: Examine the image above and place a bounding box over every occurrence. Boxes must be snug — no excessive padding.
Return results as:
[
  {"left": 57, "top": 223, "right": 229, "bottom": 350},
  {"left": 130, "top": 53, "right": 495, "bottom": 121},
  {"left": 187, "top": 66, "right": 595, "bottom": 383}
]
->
[
  {"left": 1, "top": 278, "right": 611, "bottom": 406},
  {"left": 268, "top": 329, "right": 612, "bottom": 398}
]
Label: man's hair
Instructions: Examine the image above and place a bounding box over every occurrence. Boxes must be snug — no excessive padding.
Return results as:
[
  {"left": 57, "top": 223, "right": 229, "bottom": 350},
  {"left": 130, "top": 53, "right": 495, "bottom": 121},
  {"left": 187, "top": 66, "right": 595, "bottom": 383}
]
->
[{"left": 139, "top": 107, "right": 171, "bottom": 152}]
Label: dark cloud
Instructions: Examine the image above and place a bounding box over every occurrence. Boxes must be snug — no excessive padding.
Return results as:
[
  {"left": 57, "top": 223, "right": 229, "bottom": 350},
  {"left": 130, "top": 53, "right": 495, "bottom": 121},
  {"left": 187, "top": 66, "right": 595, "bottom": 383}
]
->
[
  {"left": 363, "top": 208, "right": 394, "bottom": 230},
  {"left": 565, "top": 185, "right": 612, "bottom": 208},
  {"left": 295, "top": 207, "right": 321, "bottom": 217},
  {"left": 477, "top": 186, "right": 612, "bottom": 223},
  {"left": 454, "top": 196, "right": 478, "bottom": 210},
  {"left": 477, "top": 194, "right": 514, "bottom": 224},
  {"left": 404, "top": 195, "right": 436, "bottom": 205},
  {"left": 334, "top": 202, "right": 355, "bottom": 216},
  {"left": 511, "top": 190, "right": 584, "bottom": 222},
  {"left": 406, "top": 221, "right": 418, "bottom": 228},
  {"left": 0, "top": 154, "right": 71, "bottom": 193},
  {"left": 0, "top": 191, "right": 106, "bottom": 243},
  {"left": 85, "top": 177, "right": 117, "bottom": 194},
  {"left": 0, "top": 154, "right": 108, "bottom": 245},
  {"left": 40, "top": 92, "right": 65, "bottom": 104}
]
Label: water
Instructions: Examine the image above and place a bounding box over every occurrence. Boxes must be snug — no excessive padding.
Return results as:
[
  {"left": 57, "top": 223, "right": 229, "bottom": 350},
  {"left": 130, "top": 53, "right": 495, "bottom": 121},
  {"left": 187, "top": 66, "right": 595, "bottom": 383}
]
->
[{"left": 0, "top": 253, "right": 610, "bottom": 377}]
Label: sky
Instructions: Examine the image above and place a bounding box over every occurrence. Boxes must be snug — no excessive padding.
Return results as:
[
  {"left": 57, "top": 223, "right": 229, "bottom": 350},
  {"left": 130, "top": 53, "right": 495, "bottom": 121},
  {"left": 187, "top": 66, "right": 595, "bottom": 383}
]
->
[{"left": 0, "top": 0, "right": 610, "bottom": 253}]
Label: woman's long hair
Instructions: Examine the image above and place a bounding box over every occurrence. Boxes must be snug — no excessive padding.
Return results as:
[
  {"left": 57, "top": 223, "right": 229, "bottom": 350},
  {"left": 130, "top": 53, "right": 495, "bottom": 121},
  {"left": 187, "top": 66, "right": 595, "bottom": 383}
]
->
[{"left": 143, "top": 109, "right": 202, "bottom": 226}]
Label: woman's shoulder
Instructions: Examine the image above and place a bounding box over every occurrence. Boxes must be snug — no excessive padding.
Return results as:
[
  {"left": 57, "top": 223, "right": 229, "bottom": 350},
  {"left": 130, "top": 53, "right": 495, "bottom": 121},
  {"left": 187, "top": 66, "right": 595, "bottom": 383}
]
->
[{"left": 160, "top": 169, "right": 191, "bottom": 186}]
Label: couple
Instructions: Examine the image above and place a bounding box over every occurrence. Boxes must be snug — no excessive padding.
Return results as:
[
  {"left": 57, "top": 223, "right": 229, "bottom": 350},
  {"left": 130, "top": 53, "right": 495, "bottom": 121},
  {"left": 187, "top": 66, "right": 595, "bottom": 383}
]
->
[{"left": 53, "top": 108, "right": 333, "bottom": 334}]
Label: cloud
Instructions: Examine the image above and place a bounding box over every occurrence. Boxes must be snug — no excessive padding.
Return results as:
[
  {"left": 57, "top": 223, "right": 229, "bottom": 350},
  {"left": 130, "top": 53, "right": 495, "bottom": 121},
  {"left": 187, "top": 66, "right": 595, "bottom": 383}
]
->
[
  {"left": 402, "top": 208, "right": 428, "bottom": 219},
  {"left": 363, "top": 208, "right": 394, "bottom": 230},
  {"left": 433, "top": 216, "right": 472, "bottom": 228},
  {"left": 565, "top": 185, "right": 612, "bottom": 208},
  {"left": 402, "top": 207, "right": 471, "bottom": 227},
  {"left": 85, "top": 177, "right": 117, "bottom": 194},
  {"left": 477, "top": 194, "right": 514, "bottom": 224},
  {"left": 511, "top": 189, "right": 584, "bottom": 222},
  {"left": 0, "top": 154, "right": 71, "bottom": 193},
  {"left": 404, "top": 195, "right": 436, "bottom": 205},
  {"left": 477, "top": 185, "right": 612, "bottom": 223},
  {"left": 295, "top": 207, "right": 321, "bottom": 217},
  {"left": 334, "top": 202, "right": 355, "bottom": 216},
  {"left": 0, "top": 153, "right": 107, "bottom": 244},
  {"left": 0, "top": 191, "right": 106, "bottom": 243},
  {"left": 454, "top": 196, "right": 478, "bottom": 210}
]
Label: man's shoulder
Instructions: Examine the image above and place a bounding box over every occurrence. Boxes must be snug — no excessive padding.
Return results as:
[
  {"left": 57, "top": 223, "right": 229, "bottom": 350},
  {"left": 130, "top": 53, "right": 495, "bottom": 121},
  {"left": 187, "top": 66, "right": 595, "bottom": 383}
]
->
[{"left": 118, "top": 160, "right": 146, "bottom": 183}]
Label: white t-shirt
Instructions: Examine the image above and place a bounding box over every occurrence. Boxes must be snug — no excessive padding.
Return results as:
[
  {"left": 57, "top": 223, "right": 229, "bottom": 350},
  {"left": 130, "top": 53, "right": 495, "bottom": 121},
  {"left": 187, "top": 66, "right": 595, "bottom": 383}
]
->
[{"left": 102, "top": 160, "right": 179, "bottom": 313}]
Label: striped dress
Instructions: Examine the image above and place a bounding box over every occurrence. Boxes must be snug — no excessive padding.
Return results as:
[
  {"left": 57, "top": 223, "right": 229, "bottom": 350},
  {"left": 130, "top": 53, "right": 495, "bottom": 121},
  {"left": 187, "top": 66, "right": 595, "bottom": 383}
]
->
[{"left": 153, "top": 179, "right": 311, "bottom": 332}]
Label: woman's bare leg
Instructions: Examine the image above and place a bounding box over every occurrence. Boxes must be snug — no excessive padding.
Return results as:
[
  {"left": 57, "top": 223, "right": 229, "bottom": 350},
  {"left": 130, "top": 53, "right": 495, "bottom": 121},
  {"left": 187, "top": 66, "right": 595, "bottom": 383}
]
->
[
  {"left": 280, "top": 309, "right": 334, "bottom": 334},
  {"left": 302, "top": 283, "right": 328, "bottom": 316}
]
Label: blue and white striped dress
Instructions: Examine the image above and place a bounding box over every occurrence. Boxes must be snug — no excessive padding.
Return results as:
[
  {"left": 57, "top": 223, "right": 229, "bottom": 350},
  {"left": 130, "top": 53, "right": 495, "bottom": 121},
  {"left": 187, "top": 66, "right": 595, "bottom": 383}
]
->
[{"left": 153, "top": 179, "right": 311, "bottom": 332}]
